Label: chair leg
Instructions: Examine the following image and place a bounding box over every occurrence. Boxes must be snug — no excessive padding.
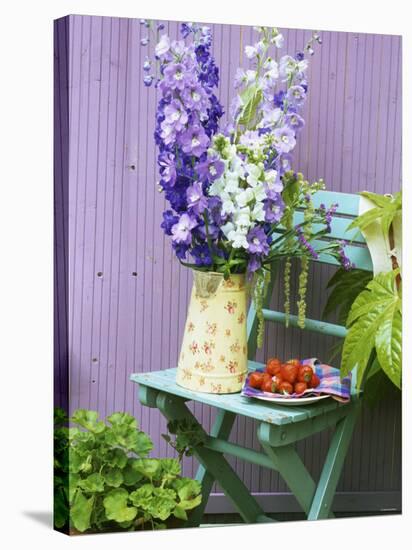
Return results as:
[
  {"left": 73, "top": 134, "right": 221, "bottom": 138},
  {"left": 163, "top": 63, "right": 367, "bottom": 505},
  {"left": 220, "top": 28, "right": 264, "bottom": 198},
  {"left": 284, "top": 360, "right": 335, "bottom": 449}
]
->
[
  {"left": 258, "top": 423, "right": 318, "bottom": 516},
  {"left": 307, "top": 404, "right": 360, "bottom": 520},
  {"left": 156, "top": 391, "right": 272, "bottom": 524},
  {"left": 186, "top": 410, "right": 236, "bottom": 527}
]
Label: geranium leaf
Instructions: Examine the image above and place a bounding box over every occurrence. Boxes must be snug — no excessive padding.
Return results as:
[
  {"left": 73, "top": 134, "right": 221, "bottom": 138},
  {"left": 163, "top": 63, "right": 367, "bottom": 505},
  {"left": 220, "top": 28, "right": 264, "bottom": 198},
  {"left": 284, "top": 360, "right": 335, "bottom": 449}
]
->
[
  {"left": 122, "top": 459, "right": 144, "bottom": 486},
  {"left": 103, "top": 468, "right": 123, "bottom": 488},
  {"left": 70, "top": 491, "right": 94, "bottom": 532},
  {"left": 173, "top": 504, "right": 188, "bottom": 521},
  {"left": 78, "top": 473, "right": 105, "bottom": 493},
  {"left": 103, "top": 488, "right": 137, "bottom": 523},
  {"left": 71, "top": 409, "right": 106, "bottom": 434},
  {"left": 133, "top": 459, "right": 160, "bottom": 479}
]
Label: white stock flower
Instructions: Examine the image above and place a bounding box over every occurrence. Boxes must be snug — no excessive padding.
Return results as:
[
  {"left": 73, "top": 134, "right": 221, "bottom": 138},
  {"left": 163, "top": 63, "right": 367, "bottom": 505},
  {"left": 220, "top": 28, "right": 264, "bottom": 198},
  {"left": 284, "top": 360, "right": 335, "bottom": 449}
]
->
[
  {"left": 251, "top": 201, "right": 266, "bottom": 222},
  {"left": 245, "top": 163, "right": 262, "bottom": 187},
  {"left": 252, "top": 183, "right": 267, "bottom": 203},
  {"left": 233, "top": 207, "right": 252, "bottom": 230},
  {"left": 155, "top": 34, "right": 171, "bottom": 57},
  {"left": 221, "top": 198, "right": 236, "bottom": 216},
  {"left": 208, "top": 176, "right": 225, "bottom": 196},
  {"left": 221, "top": 221, "right": 234, "bottom": 238},
  {"left": 236, "top": 188, "right": 255, "bottom": 208},
  {"left": 264, "top": 169, "right": 282, "bottom": 191},
  {"left": 228, "top": 229, "right": 249, "bottom": 249},
  {"left": 245, "top": 45, "right": 258, "bottom": 59},
  {"left": 272, "top": 33, "right": 284, "bottom": 48}
]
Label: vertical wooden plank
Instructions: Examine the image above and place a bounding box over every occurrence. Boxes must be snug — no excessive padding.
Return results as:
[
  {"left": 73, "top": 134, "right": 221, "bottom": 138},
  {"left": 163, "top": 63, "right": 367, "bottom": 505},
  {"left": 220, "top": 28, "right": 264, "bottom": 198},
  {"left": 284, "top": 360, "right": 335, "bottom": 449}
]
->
[{"left": 58, "top": 16, "right": 401, "bottom": 507}]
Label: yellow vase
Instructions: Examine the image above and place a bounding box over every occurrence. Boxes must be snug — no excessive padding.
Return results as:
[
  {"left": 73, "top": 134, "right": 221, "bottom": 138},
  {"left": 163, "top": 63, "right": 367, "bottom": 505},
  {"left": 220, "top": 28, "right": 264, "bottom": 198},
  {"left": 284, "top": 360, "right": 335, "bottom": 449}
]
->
[{"left": 176, "top": 271, "right": 248, "bottom": 394}]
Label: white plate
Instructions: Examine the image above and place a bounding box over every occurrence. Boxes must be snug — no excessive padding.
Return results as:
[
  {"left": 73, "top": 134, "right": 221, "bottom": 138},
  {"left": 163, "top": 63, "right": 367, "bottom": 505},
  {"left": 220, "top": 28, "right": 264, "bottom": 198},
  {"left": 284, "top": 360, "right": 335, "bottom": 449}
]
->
[{"left": 251, "top": 394, "right": 331, "bottom": 406}]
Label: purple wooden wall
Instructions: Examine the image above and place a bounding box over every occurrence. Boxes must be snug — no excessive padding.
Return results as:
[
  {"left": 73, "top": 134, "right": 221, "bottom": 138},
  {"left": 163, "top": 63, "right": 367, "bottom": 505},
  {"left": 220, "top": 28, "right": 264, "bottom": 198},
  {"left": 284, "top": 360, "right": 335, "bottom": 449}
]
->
[{"left": 54, "top": 14, "right": 402, "bottom": 512}]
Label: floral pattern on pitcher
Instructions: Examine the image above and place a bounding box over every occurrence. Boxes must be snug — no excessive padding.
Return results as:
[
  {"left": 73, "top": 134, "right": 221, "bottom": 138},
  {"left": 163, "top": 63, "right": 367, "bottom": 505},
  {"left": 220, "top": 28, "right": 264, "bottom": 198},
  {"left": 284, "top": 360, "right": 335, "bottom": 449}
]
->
[{"left": 176, "top": 273, "right": 248, "bottom": 394}]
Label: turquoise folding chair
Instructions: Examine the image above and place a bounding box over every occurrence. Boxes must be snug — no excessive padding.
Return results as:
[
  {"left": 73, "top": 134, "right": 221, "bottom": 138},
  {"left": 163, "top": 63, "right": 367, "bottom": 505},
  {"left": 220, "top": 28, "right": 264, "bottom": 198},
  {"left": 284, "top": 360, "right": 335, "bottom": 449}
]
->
[{"left": 131, "top": 190, "right": 372, "bottom": 524}]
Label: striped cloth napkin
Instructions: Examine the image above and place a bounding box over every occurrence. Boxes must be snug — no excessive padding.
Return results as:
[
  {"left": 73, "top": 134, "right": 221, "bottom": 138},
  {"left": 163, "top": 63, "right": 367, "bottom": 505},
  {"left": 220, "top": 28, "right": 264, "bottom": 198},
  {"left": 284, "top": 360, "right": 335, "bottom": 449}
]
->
[{"left": 241, "top": 358, "right": 352, "bottom": 403}]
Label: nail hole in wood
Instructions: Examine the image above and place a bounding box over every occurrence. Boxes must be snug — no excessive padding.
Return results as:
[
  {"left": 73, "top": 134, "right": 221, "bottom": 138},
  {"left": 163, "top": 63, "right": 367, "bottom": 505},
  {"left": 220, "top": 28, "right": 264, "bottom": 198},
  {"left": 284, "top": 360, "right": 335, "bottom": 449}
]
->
[
  {"left": 132, "top": 272, "right": 138, "bottom": 277},
  {"left": 97, "top": 272, "right": 103, "bottom": 278},
  {"left": 130, "top": 164, "right": 136, "bottom": 170},
  {"left": 92, "top": 358, "right": 98, "bottom": 363}
]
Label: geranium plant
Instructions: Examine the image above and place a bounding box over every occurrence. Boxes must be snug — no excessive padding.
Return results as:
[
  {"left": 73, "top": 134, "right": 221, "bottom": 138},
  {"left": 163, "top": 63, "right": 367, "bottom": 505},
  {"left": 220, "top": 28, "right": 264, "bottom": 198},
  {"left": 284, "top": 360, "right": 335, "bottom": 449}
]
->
[
  {"left": 141, "top": 21, "right": 353, "bottom": 343},
  {"left": 54, "top": 408, "right": 202, "bottom": 533}
]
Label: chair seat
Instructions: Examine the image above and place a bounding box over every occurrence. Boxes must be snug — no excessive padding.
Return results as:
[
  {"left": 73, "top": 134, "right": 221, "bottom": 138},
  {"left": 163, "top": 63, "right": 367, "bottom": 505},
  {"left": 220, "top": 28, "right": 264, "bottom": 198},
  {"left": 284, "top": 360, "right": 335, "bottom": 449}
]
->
[{"left": 130, "top": 360, "right": 353, "bottom": 426}]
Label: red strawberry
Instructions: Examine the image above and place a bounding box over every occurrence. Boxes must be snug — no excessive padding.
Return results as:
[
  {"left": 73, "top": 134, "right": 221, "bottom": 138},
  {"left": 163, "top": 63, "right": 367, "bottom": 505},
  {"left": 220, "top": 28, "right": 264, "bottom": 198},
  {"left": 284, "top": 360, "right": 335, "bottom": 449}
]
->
[
  {"left": 308, "top": 373, "right": 321, "bottom": 388},
  {"left": 294, "top": 382, "right": 307, "bottom": 395},
  {"left": 280, "top": 363, "right": 299, "bottom": 384},
  {"left": 278, "top": 381, "right": 293, "bottom": 395},
  {"left": 297, "top": 365, "right": 314, "bottom": 383}
]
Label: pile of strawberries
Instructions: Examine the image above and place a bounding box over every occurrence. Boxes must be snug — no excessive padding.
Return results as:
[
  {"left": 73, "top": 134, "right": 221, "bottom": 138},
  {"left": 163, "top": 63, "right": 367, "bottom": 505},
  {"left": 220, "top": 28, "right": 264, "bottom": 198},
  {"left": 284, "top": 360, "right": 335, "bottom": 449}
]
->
[{"left": 248, "top": 357, "right": 321, "bottom": 396}]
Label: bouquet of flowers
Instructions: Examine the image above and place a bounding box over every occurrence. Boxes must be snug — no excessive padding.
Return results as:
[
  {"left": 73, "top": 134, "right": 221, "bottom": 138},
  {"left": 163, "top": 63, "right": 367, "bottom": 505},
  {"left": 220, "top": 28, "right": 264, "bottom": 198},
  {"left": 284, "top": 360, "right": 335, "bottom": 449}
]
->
[{"left": 141, "top": 21, "right": 353, "bottom": 345}]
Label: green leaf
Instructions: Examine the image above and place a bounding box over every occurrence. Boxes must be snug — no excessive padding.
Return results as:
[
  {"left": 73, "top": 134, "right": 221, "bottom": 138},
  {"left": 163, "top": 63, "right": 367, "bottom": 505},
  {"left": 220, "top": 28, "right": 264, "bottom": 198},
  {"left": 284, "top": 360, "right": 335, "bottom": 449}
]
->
[
  {"left": 359, "top": 191, "right": 392, "bottom": 208},
  {"left": 54, "top": 487, "right": 69, "bottom": 529},
  {"left": 133, "top": 458, "right": 160, "bottom": 478},
  {"left": 129, "top": 484, "right": 153, "bottom": 509},
  {"left": 103, "top": 488, "right": 137, "bottom": 523},
  {"left": 68, "top": 449, "right": 92, "bottom": 474},
  {"left": 347, "top": 207, "right": 383, "bottom": 232},
  {"left": 78, "top": 473, "right": 105, "bottom": 493},
  {"left": 71, "top": 409, "right": 106, "bottom": 434},
  {"left": 341, "top": 271, "right": 401, "bottom": 388},
  {"left": 70, "top": 491, "right": 94, "bottom": 532},
  {"left": 159, "top": 458, "right": 181, "bottom": 480},
  {"left": 173, "top": 478, "right": 202, "bottom": 504},
  {"left": 68, "top": 474, "right": 80, "bottom": 502},
  {"left": 54, "top": 407, "right": 68, "bottom": 427},
  {"left": 122, "top": 459, "right": 144, "bottom": 486},
  {"left": 148, "top": 488, "right": 177, "bottom": 521},
  {"left": 107, "top": 412, "right": 138, "bottom": 430},
  {"left": 238, "top": 86, "right": 263, "bottom": 127},
  {"left": 106, "top": 448, "right": 128, "bottom": 469},
  {"left": 323, "top": 268, "right": 372, "bottom": 324},
  {"left": 103, "top": 468, "right": 124, "bottom": 488},
  {"left": 134, "top": 431, "right": 154, "bottom": 457},
  {"left": 173, "top": 504, "right": 188, "bottom": 521},
  {"left": 375, "top": 306, "right": 402, "bottom": 388}
]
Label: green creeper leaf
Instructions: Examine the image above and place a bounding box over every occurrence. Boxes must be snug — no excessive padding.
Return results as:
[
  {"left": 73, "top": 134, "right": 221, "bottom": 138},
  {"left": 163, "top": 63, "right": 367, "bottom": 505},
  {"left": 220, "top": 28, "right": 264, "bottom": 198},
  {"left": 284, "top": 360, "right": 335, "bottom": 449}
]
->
[
  {"left": 78, "top": 473, "right": 105, "bottom": 493},
  {"left": 173, "top": 504, "right": 188, "bottom": 521},
  {"left": 103, "top": 468, "right": 124, "bottom": 488},
  {"left": 70, "top": 491, "right": 94, "bottom": 532},
  {"left": 375, "top": 306, "right": 402, "bottom": 388},
  {"left": 71, "top": 409, "right": 106, "bottom": 434},
  {"left": 103, "top": 488, "right": 137, "bottom": 523}
]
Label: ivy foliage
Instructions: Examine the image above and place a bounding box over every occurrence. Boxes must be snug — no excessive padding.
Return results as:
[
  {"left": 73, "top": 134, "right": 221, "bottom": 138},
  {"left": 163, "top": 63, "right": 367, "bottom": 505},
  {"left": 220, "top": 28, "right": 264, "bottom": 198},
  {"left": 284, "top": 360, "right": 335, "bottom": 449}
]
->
[{"left": 54, "top": 408, "right": 202, "bottom": 533}]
